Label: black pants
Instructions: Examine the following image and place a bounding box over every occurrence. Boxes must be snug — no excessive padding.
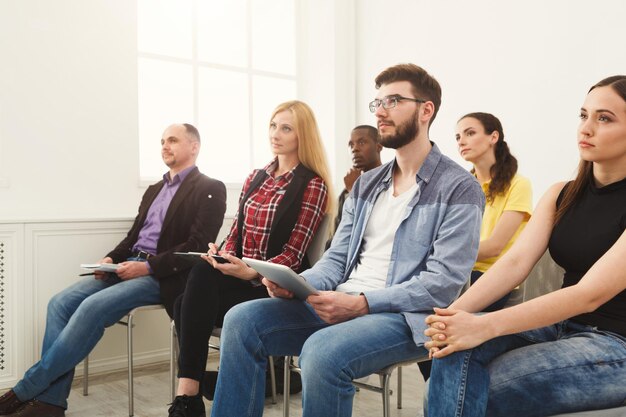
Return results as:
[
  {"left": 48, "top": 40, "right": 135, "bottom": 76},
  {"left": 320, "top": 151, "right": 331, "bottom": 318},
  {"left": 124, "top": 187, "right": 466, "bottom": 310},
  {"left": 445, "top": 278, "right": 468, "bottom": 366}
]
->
[{"left": 173, "top": 261, "right": 269, "bottom": 381}]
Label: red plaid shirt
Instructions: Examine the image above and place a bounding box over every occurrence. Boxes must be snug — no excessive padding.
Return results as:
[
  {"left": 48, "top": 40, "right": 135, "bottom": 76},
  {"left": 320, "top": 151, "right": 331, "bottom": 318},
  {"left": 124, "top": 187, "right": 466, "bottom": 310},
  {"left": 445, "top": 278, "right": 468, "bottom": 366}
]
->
[{"left": 223, "top": 160, "right": 327, "bottom": 271}]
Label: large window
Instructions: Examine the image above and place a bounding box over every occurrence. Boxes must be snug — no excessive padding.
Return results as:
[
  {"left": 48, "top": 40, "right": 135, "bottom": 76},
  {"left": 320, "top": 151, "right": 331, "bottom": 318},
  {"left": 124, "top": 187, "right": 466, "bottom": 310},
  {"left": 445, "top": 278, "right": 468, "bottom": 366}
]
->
[{"left": 138, "top": 0, "right": 298, "bottom": 183}]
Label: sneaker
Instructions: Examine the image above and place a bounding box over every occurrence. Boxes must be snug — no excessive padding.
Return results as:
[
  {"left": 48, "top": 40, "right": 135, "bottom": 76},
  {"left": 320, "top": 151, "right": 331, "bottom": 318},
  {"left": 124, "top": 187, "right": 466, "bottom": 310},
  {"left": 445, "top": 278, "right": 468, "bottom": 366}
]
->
[{"left": 167, "top": 395, "right": 205, "bottom": 417}]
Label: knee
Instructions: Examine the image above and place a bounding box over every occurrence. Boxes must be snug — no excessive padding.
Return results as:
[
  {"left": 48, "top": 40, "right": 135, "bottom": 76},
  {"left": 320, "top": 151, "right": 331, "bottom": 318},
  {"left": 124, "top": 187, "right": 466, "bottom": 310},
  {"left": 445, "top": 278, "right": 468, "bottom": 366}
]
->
[
  {"left": 299, "top": 333, "right": 351, "bottom": 384},
  {"left": 220, "top": 300, "right": 267, "bottom": 349},
  {"left": 222, "top": 301, "right": 258, "bottom": 334},
  {"left": 47, "top": 290, "right": 73, "bottom": 322}
]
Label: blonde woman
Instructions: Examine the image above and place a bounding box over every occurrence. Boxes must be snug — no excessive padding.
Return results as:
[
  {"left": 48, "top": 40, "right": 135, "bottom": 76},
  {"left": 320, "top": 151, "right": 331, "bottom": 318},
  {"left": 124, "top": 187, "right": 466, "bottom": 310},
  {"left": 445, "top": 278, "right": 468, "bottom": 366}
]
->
[{"left": 168, "top": 101, "right": 334, "bottom": 417}]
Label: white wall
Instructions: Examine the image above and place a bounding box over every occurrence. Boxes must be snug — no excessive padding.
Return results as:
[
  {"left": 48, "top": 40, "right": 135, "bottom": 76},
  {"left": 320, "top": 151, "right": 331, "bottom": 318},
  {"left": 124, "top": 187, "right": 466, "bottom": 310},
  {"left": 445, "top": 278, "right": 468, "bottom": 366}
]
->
[
  {"left": 0, "top": 0, "right": 352, "bottom": 220},
  {"left": 0, "top": 0, "right": 143, "bottom": 220},
  {"left": 353, "top": 0, "right": 626, "bottom": 203},
  {"left": 1, "top": 0, "right": 626, "bottom": 383}
]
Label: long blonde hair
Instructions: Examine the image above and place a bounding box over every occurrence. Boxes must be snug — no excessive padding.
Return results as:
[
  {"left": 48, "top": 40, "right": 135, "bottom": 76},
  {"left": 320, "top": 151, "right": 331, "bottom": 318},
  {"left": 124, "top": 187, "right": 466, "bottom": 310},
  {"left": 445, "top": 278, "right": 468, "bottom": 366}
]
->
[{"left": 270, "top": 100, "right": 335, "bottom": 218}]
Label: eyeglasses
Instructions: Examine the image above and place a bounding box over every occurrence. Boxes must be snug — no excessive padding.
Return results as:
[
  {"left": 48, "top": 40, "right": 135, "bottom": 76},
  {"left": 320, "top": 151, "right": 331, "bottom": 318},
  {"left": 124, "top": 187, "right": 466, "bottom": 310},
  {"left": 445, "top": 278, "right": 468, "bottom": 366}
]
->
[{"left": 369, "top": 95, "right": 426, "bottom": 113}]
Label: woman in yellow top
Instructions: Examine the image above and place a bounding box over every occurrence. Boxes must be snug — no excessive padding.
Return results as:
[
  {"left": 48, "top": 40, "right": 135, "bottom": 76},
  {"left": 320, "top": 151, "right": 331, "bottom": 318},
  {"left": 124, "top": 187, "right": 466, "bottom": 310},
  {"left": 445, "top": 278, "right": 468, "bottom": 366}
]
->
[{"left": 456, "top": 112, "right": 532, "bottom": 311}]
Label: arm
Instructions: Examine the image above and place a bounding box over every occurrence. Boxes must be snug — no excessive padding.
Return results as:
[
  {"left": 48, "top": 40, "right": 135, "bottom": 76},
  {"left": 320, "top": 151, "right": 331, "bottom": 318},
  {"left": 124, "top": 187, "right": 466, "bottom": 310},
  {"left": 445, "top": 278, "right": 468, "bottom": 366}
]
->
[
  {"left": 451, "top": 182, "right": 563, "bottom": 313},
  {"left": 266, "top": 176, "right": 327, "bottom": 270},
  {"left": 221, "top": 171, "right": 257, "bottom": 255},
  {"left": 476, "top": 210, "right": 527, "bottom": 260},
  {"left": 106, "top": 184, "right": 159, "bottom": 263},
  {"left": 425, "top": 182, "right": 626, "bottom": 357},
  {"left": 477, "top": 176, "right": 533, "bottom": 260},
  {"left": 343, "top": 168, "right": 360, "bottom": 193}
]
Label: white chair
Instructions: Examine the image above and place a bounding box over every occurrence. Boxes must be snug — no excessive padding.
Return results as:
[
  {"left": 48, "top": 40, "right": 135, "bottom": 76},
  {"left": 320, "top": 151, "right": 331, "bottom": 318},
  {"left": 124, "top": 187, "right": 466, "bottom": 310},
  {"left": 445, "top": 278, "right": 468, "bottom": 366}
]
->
[
  {"left": 82, "top": 304, "right": 173, "bottom": 417},
  {"left": 306, "top": 214, "right": 331, "bottom": 265}
]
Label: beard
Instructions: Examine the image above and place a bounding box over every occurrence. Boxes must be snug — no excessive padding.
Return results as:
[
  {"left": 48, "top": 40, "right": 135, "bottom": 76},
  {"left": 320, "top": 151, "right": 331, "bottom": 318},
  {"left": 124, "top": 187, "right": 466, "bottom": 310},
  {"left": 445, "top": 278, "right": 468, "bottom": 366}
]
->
[{"left": 378, "top": 109, "right": 420, "bottom": 149}]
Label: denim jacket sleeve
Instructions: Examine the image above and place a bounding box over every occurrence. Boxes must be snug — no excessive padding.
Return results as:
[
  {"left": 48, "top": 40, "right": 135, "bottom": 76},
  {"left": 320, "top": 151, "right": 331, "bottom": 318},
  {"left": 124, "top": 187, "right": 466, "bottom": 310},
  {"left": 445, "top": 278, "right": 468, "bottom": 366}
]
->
[{"left": 300, "top": 186, "right": 357, "bottom": 289}]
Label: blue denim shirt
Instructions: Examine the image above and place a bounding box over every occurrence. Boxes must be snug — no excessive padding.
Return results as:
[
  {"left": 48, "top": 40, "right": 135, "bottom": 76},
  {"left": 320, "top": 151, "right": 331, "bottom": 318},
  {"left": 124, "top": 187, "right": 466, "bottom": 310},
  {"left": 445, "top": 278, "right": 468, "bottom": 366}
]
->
[{"left": 301, "top": 144, "right": 485, "bottom": 346}]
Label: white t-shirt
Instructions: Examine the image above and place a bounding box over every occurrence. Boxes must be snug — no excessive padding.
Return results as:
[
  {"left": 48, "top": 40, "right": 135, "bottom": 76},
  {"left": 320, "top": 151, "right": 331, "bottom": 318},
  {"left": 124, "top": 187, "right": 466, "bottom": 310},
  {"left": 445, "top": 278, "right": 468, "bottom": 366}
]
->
[{"left": 336, "top": 181, "right": 418, "bottom": 294}]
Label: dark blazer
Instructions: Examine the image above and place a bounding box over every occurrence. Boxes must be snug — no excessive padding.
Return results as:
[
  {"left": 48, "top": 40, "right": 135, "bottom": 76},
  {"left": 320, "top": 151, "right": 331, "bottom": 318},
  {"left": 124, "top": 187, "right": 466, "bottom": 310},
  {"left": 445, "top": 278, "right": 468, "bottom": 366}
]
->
[{"left": 107, "top": 167, "right": 227, "bottom": 316}]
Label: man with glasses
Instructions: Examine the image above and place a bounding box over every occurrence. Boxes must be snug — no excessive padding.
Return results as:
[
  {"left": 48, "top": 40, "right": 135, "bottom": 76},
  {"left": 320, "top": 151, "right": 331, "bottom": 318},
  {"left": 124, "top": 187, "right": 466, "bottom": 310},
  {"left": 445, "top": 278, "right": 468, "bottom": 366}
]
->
[
  {"left": 0, "top": 124, "right": 226, "bottom": 417},
  {"left": 210, "top": 64, "right": 484, "bottom": 417}
]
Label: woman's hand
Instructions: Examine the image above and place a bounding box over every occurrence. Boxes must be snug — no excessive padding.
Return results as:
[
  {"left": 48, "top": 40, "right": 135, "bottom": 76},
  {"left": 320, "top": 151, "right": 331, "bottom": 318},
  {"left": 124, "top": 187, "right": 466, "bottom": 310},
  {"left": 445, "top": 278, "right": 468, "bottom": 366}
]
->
[
  {"left": 424, "top": 307, "right": 495, "bottom": 359},
  {"left": 201, "top": 249, "right": 259, "bottom": 281}
]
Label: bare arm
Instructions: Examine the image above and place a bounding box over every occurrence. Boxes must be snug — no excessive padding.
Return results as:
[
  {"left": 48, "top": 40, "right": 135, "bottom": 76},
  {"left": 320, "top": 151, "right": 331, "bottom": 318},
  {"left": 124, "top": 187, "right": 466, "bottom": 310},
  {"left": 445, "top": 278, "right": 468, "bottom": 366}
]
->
[
  {"left": 450, "top": 182, "right": 563, "bottom": 313},
  {"left": 476, "top": 210, "right": 527, "bottom": 260},
  {"left": 426, "top": 182, "right": 626, "bottom": 357}
]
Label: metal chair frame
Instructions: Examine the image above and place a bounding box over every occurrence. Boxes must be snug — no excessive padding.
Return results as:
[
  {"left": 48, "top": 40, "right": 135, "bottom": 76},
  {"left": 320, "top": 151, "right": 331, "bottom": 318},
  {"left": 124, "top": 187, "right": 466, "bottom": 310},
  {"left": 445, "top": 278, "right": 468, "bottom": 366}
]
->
[
  {"left": 82, "top": 304, "right": 172, "bottom": 417},
  {"left": 282, "top": 355, "right": 430, "bottom": 417},
  {"left": 169, "top": 326, "right": 278, "bottom": 405}
]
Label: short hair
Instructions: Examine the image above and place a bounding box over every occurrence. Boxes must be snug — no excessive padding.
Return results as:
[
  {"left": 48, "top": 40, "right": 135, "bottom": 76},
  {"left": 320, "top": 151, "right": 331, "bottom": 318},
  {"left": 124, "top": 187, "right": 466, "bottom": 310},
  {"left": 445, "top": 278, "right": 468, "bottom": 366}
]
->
[
  {"left": 183, "top": 123, "right": 201, "bottom": 143},
  {"left": 352, "top": 125, "right": 379, "bottom": 143},
  {"left": 374, "top": 63, "right": 442, "bottom": 127}
]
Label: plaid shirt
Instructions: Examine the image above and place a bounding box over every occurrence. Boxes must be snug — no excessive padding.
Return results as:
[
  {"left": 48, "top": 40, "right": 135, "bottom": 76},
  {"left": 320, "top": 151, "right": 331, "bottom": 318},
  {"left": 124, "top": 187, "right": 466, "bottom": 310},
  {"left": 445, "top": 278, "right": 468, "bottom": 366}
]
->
[{"left": 224, "top": 160, "right": 327, "bottom": 271}]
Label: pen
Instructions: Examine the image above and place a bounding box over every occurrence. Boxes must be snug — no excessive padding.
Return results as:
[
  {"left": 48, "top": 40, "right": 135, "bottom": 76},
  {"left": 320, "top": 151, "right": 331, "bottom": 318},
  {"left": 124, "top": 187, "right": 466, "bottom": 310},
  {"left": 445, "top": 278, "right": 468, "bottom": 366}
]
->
[
  {"left": 79, "top": 272, "right": 96, "bottom": 276},
  {"left": 216, "top": 238, "right": 227, "bottom": 252}
]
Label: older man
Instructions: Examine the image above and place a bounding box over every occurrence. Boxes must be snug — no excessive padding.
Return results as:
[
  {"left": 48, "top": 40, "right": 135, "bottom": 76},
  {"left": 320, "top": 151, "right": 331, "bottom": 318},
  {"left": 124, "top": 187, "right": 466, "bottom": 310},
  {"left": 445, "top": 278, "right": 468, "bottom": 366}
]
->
[{"left": 0, "top": 124, "right": 226, "bottom": 417}]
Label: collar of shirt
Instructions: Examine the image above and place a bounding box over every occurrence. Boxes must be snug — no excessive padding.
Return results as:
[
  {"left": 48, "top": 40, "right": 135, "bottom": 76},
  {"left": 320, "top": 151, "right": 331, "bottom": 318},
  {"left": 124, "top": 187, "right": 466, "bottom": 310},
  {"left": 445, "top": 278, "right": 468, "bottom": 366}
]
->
[
  {"left": 264, "top": 158, "right": 298, "bottom": 182},
  {"left": 163, "top": 165, "right": 196, "bottom": 186},
  {"left": 381, "top": 141, "right": 442, "bottom": 188}
]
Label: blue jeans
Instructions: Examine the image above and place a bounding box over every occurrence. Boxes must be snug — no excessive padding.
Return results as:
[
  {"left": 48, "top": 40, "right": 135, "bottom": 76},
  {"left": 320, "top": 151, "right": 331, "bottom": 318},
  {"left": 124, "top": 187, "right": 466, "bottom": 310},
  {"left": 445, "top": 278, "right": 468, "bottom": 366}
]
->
[
  {"left": 13, "top": 269, "right": 161, "bottom": 409},
  {"left": 210, "top": 297, "right": 427, "bottom": 417},
  {"left": 427, "top": 321, "right": 626, "bottom": 417}
]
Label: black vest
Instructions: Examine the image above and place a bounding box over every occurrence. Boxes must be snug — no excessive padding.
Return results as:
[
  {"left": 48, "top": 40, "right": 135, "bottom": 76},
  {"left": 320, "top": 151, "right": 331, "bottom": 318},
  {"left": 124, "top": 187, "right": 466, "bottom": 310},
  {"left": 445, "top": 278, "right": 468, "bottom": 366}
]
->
[{"left": 235, "top": 164, "right": 317, "bottom": 272}]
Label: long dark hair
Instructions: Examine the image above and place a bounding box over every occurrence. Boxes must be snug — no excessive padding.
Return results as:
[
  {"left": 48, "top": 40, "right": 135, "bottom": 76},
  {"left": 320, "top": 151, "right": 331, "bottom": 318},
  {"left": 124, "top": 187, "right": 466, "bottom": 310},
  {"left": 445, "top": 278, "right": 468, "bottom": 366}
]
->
[
  {"left": 554, "top": 75, "right": 626, "bottom": 224},
  {"left": 461, "top": 112, "right": 517, "bottom": 203}
]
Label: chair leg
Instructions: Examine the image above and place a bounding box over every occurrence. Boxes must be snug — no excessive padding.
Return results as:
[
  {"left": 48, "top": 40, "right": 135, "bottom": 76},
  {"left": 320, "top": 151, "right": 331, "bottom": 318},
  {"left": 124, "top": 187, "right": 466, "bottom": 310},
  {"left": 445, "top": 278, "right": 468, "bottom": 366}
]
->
[
  {"left": 381, "top": 372, "right": 391, "bottom": 417},
  {"left": 397, "top": 365, "right": 402, "bottom": 409},
  {"left": 283, "top": 356, "right": 291, "bottom": 417},
  {"left": 268, "top": 356, "right": 277, "bottom": 404},
  {"left": 170, "top": 320, "right": 177, "bottom": 401},
  {"left": 127, "top": 313, "right": 134, "bottom": 417},
  {"left": 82, "top": 355, "right": 89, "bottom": 396}
]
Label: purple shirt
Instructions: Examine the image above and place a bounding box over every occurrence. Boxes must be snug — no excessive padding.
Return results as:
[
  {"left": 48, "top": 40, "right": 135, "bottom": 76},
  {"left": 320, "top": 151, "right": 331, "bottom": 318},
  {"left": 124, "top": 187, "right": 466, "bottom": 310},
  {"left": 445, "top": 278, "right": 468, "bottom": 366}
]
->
[{"left": 132, "top": 165, "right": 196, "bottom": 256}]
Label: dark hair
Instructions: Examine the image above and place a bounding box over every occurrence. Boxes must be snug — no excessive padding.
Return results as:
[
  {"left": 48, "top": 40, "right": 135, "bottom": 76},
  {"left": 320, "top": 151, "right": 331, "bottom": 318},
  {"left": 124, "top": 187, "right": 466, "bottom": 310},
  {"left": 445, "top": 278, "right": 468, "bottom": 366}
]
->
[
  {"left": 183, "top": 123, "right": 201, "bottom": 143},
  {"left": 353, "top": 125, "right": 379, "bottom": 143},
  {"left": 375, "top": 63, "right": 442, "bottom": 127},
  {"left": 461, "top": 112, "right": 518, "bottom": 203},
  {"left": 554, "top": 75, "right": 626, "bottom": 224}
]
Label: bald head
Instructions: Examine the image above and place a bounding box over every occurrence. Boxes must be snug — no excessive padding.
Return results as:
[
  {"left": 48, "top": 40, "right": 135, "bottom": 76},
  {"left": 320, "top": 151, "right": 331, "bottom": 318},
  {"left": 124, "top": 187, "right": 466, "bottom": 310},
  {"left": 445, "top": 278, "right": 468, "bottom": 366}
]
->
[{"left": 161, "top": 123, "right": 200, "bottom": 174}]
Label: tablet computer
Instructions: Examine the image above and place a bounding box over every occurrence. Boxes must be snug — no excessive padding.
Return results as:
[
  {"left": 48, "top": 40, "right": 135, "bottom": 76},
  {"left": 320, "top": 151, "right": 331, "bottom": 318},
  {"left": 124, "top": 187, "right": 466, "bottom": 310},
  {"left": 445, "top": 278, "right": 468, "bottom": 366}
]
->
[{"left": 242, "top": 258, "right": 318, "bottom": 300}]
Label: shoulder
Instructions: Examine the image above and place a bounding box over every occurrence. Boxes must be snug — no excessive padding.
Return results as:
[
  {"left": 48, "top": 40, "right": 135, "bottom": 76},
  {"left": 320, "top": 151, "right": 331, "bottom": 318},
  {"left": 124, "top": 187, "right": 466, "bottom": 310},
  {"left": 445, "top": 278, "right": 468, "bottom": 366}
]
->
[
  {"left": 144, "top": 180, "right": 164, "bottom": 197},
  {"left": 194, "top": 172, "right": 226, "bottom": 191},
  {"left": 430, "top": 154, "right": 483, "bottom": 205},
  {"left": 510, "top": 174, "right": 532, "bottom": 190},
  {"left": 305, "top": 175, "right": 327, "bottom": 193}
]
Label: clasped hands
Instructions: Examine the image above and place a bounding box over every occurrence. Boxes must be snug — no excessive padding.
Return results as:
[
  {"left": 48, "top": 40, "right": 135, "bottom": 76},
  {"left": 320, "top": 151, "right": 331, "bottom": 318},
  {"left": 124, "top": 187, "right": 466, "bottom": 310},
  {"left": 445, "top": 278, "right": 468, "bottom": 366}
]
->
[{"left": 424, "top": 307, "right": 492, "bottom": 359}]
